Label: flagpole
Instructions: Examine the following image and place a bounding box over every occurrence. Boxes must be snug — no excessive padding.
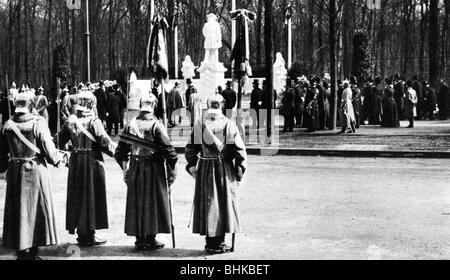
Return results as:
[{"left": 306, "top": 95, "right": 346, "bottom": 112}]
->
[
  {"left": 161, "top": 81, "right": 168, "bottom": 128},
  {"left": 85, "top": 0, "right": 91, "bottom": 83},
  {"left": 287, "top": 17, "right": 292, "bottom": 70}
]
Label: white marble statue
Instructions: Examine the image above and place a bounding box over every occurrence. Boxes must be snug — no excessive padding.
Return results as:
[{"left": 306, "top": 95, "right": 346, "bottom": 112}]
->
[
  {"left": 202, "top": 13, "right": 222, "bottom": 64},
  {"left": 181, "top": 55, "right": 197, "bottom": 79},
  {"left": 273, "top": 52, "right": 288, "bottom": 94},
  {"left": 274, "top": 52, "right": 288, "bottom": 75}
]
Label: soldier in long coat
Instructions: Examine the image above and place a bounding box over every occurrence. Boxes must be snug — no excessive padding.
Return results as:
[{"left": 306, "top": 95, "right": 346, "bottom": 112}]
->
[
  {"left": 0, "top": 92, "right": 64, "bottom": 260},
  {"left": 185, "top": 94, "right": 247, "bottom": 254},
  {"left": 115, "top": 93, "right": 178, "bottom": 251},
  {"left": 33, "top": 87, "right": 49, "bottom": 121},
  {"left": 56, "top": 89, "right": 117, "bottom": 247}
]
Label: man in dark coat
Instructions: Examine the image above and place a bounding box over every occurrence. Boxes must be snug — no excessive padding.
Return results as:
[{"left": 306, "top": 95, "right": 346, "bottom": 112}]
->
[
  {"left": 437, "top": 80, "right": 449, "bottom": 120},
  {"left": 167, "top": 82, "right": 185, "bottom": 126},
  {"left": 94, "top": 81, "right": 108, "bottom": 124},
  {"left": 250, "top": 80, "right": 263, "bottom": 128},
  {"left": 57, "top": 89, "right": 117, "bottom": 247},
  {"left": 303, "top": 83, "right": 320, "bottom": 132},
  {"left": 1, "top": 92, "right": 65, "bottom": 260},
  {"left": 423, "top": 83, "right": 437, "bottom": 120},
  {"left": 294, "top": 81, "right": 305, "bottom": 127},
  {"left": 185, "top": 94, "right": 247, "bottom": 254},
  {"left": 185, "top": 79, "right": 194, "bottom": 111},
  {"left": 281, "top": 79, "right": 296, "bottom": 132},
  {"left": 115, "top": 93, "right": 178, "bottom": 251},
  {"left": 381, "top": 82, "right": 400, "bottom": 128},
  {"left": 221, "top": 81, "right": 237, "bottom": 119},
  {"left": 393, "top": 77, "right": 405, "bottom": 120},
  {"left": 0, "top": 90, "right": 12, "bottom": 124},
  {"left": 370, "top": 78, "right": 383, "bottom": 125},
  {"left": 106, "top": 85, "right": 122, "bottom": 135},
  {"left": 351, "top": 78, "right": 362, "bottom": 129}
]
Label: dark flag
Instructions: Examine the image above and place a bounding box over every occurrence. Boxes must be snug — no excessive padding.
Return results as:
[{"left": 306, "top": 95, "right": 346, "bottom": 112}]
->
[
  {"left": 230, "top": 9, "right": 256, "bottom": 81},
  {"left": 147, "top": 15, "right": 169, "bottom": 81},
  {"left": 284, "top": 1, "right": 293, "bottom": 24},
  {"left": 171, "top": 3, "right": 180, "bottom": 31}
]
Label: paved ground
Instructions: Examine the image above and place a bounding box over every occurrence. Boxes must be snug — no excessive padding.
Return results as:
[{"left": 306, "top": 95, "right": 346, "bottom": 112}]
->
[{"left": 1, "top": 155, "right": 449, "bottom": 260}]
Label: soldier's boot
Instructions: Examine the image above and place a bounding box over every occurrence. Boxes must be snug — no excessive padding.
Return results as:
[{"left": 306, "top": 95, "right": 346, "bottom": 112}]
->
[
  {"left": 205, "top": 236, "right": 231, "bottom": 254},
  {"left": 77, "top": 230, "right": 107, "bottom": 247},
  {"left": 136, "top": 235, "right": 165, "bottom": 251},
  {"left": 17, "top": 248, "right": 41, "bottom": 261}
]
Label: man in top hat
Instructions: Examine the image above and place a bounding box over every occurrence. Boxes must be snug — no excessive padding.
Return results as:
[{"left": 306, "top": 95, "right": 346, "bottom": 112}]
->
[
  {"left": 185, "top": 93, "right": 247, "bottom": 254},
  {"left": 221, "top": 81, "right": 237, "bottom": 119},
  {"left": 167, "top": 82, "right": 185, "bottom": 127},
  {"left": 281, "top": 79, "right": 296, "bottom": 132},
  {"left": 250, "top": 80, "right": 263, "bottom": 129},
  {"left": 94, "top": 81, "right": 108, "bottom": 124},
  {"left": 115, "top": 93, "right": 178, "bottom": 251},
  {"left": 185, "top": 79, "right": 194, "bottom": 113},
  {"left": 1, "top": 91, "right": 66, "bottom": 260},
  {"left": 56, "top": 88, "right": 117, "bottom": 247},
  {"left": 34, "top": 87, "right": 49, "bottom": 121}
]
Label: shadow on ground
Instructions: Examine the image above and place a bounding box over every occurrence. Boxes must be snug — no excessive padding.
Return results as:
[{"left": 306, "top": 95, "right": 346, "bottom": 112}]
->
[{"left": 37, "top": 243, "right": 209, "bottom": 259}]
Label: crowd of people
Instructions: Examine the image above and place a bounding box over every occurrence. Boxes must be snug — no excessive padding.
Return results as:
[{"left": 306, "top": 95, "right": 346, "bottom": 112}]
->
[{"left": 277, "top": 75, "right": 450, "bottom": 133}]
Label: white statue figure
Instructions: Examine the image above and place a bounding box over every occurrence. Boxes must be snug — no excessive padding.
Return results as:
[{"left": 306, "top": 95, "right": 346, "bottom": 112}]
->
[
  {"left": 181, "top": 55, "right": 197, "bottom": 79},
  {"left": 273, "top": 52, "right": 288, "bottom": 94},
  {"left": 9, "top": 82, "right": 18, "bottom": 102},
  {"left": 202, "top": 13, "right": 222, "bottom": 64},
  {"left": 274, "top": 52, "right": 288, "bottom": 75}
]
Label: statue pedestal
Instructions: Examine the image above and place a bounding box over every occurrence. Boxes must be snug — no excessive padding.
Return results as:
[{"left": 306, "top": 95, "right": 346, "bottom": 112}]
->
[{"left": 197, "top": 61, "right": 227, "bottom": 105}]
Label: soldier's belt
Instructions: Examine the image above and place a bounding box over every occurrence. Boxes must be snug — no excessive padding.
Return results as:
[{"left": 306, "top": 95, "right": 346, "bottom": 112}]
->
[
  {"left": 119, "top": 133, "right": 162, "bottom": 153},
  {"left": 199, "top": 155, "right": 224, "bottom": 161}
]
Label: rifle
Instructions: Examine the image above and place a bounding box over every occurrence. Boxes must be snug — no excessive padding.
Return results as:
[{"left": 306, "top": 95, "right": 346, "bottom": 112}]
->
[{"left": 56, "top": 78, "right": 61, "bottom": 148}]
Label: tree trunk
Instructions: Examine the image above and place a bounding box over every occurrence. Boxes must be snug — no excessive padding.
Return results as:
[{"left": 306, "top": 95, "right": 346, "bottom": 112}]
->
[
  {"left": 256, "top": 0, "right": 263, "bottom": 65},
  {"left": 419, "top": 0, "right": 427, "bottom": 80},
  {"left": 429, "top": 0, "right": 440, "bottom": 89}
]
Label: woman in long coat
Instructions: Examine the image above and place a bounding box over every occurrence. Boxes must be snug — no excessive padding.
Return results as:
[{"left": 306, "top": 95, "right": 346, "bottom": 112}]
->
[
  {"left": 340, "top": 82, "right": 356, "bottom": 133},
  {"left": 404, "top": 81, "right": 418, "bottom": 128},
  {"left": 381, "top": 86, "right": 400, "bottom": 128},
  {"left": 114, "top": 93, "right": 178, "bottom": 251},
  {"left": 57, "top": 90, "right": 117, "bottom": 246},
  {"left": 185, "top": 94, "right": 247, "bottom": 254},
  {"left": 303, "top": 85, "right": 320, "bottom": 132},
  {"left": 0, "top": 93, "right": 63, "bottom": 260}
]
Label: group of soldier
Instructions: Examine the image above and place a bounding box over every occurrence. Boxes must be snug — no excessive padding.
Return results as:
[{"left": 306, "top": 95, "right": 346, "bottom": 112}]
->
[
  {"left": 276, "top": 74, "right": 450, "bottom": 132},
  {"left": 0, "top": 81, "right": 247, "bottom": 260}
]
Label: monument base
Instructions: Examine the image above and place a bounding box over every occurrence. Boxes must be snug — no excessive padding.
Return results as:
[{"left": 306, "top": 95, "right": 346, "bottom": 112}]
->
[{"left": 196, "top": 61, "right": 228, "bottom": 105}]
